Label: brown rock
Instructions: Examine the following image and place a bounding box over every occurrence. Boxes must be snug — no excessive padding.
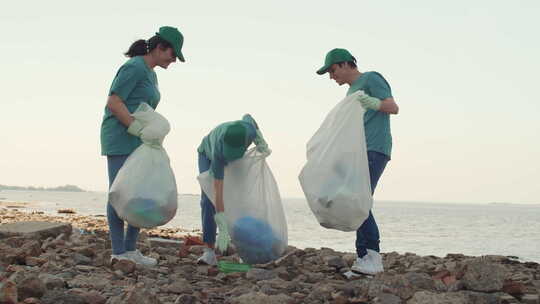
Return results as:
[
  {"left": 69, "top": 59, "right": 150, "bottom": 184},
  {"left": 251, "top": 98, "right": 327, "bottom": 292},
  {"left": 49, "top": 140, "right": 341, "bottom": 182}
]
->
[
  {"left": 25, "top": 257, "right": 47, "bottom": 267},
  {"left": 112, "top": 259, "right": 136, "bottom": 274},
  {"left": 22, "top": 298, "right": 41, "bottom": 304},
  {"left": 17, "top": 276, "right": 46, "bottom": 300},
  {"left": 0, "top": 280, "right": 18, "bottom": 304},
  {"left": 174, "top": 294, "right": 197, "bottom": 304},
  {"left": 503, "top": 280, "right": 526, "bottom": 295},
  {"left": 442, "top": 275, "right": 456, "bottom": 286},
  {"left": 123, "top": 285, "right": 162, "bottom": 304},
  {"left": 79, "top": 291, "right": 106, "bottom": 304},
  {"left": 167, "top": 279, "right": 193, "bottom": 294}
]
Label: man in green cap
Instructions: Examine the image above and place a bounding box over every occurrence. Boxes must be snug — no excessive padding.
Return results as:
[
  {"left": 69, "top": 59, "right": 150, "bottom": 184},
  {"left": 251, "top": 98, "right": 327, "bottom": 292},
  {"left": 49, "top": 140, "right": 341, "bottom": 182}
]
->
[
  {"left": 317, "top": 48, "right": 399, "bottom": 275},
  {"left": 196, "top": 114, "right": 271, "bottom": 265}
]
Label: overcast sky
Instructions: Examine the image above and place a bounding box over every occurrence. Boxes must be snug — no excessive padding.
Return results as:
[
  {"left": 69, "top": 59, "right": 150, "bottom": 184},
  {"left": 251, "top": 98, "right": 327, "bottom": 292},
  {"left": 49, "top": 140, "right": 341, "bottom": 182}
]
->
[{"left": 1, "top": 0, "right": 539, "bottom": 203}]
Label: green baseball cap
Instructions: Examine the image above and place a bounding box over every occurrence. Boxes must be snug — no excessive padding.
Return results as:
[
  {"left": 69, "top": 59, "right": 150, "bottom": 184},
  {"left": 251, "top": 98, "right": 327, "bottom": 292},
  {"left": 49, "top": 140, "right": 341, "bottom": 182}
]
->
[
  {"left": 156, "top": 26, "right": 185, "bottom": 62},
  {"left": 223, "top": 123, "right": 247, "bottom": 160},
  {"left": 316, "top": 48, "right": 355, "bottom": 75}
]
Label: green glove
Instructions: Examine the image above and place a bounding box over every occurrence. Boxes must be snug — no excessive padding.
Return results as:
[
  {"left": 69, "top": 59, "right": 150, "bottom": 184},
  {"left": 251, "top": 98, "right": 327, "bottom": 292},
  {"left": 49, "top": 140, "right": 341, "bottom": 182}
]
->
[
  {"left": 356, "top": 94, "right": 382, "bottom": 111},
  {"left": 127, "top": 119, "right": 144, "bottom": 137},
  {"left": 214, "top": 212, "right": 230, "bottom": 253}
]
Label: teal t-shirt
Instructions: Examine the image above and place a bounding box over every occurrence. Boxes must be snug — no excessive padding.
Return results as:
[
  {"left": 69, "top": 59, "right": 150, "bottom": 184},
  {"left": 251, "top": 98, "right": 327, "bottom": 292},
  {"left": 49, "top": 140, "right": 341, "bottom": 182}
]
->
[
  {"left": 197, "top": 119, "right": 257, "bottom": 180},
  {"left": 347, "top": 71, "right": 393, "bottom": 158},
  {"left": 100, "top": 56, "right": 160, "bottom": 155}
]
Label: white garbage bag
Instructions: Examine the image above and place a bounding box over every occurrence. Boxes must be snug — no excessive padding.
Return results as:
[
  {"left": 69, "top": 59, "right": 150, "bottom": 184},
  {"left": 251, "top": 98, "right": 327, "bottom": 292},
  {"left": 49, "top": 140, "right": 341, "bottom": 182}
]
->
[
  {"left": 109, "top": 103, "right": 178, "bottom": 228},
  {"left": 197, "top": 148, "right": 288, "bottom": 264},
  {"left": 298, "top": 91, "right": 372, "bottom": 232}
]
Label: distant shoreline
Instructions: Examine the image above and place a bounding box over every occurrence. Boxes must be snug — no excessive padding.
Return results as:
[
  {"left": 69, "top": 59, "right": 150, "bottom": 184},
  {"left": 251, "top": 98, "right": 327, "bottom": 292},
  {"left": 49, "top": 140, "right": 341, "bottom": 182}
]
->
[{"left": 0, "top": 184, "right": 85, "bottom": 192}]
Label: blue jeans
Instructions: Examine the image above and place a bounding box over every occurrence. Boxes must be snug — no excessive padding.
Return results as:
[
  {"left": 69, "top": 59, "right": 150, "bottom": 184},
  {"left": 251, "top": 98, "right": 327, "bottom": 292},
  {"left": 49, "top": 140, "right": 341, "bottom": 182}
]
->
[
  {"left": 356, "top": 151, "right": 390, "bottom": 258},
  {"left": 198, "top": 153, "right": 217, "bottom": 245},
  {"left": 107, "top": 155, "right": 140, "bottom": 255}
]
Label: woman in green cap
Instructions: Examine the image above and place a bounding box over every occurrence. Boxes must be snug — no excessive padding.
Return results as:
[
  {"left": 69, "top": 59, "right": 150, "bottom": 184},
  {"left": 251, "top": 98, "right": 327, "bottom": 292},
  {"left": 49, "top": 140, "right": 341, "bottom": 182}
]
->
[
  {"left": 196, "top": 114, "right": 271, "bottom": 265},
  {"left": 100, "top": 26, "right": 185, "bottom": 266}
]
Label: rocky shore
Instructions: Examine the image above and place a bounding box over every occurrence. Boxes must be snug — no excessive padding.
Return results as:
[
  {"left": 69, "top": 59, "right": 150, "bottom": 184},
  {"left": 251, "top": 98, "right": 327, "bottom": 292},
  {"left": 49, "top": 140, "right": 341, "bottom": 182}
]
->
[{"left": 1, "top": 207, "right": 539, "bottom": 304}]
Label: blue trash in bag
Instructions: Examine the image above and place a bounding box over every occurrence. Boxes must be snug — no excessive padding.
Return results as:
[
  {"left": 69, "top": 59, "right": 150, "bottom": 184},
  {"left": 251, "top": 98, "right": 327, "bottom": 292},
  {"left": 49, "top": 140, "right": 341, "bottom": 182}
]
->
[{"left": 231, "top": 216, "right": 282, "bottom": 264}]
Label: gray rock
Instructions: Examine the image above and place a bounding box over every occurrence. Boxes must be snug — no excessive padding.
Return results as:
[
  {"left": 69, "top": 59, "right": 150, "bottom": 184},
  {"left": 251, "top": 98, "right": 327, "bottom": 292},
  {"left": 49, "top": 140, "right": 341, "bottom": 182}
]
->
[
  {"left": 0, "top": 221, "right": 72, "bottom": 239},
  {"left": 522, "top": 294, "right": 539, "bottom": 304},
  {"left": 230, "top": 291, "right": 293, "bottom": 304},
  {"left": 147, "top": 237, "right": 184, "bottom": 248},
  {"left": 373, "top": 292, "right": 401, "bottom": 304},
  {"left": 323, "top": 255, "right": 347, "bottom": 269},
  {"left": 39, "top": 273, "right": 65, "bottom": 290},
  {"left": 407, "top": 291, "right": 468, "bottom": 304},
  {"left": 73, "top": 253, "right": 92, "bottom": 265},
  {"left": 174, "top": 294, "right": 197, "bottom": 304},
  {"left": 41, "top": 289, "right": 87, "bottom": 304},
  {"left": 461, "top": 258, "right": 507, "bottom": 292},
  {"left": 404, "top": 272, "right": 436, "bottom": 290},
  {"left": 246, "top": 268, "right": 277, "bottom": 281}
]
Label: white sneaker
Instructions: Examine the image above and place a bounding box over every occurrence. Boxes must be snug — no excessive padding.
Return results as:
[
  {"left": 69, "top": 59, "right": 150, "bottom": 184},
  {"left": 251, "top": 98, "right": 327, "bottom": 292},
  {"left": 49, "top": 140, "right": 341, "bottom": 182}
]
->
[
  {"left": 367, "top": 249, "right": 384, "bottom": 273},
  {"left": 351, "top": 254, "right": 375, "bottom": 275},
  {"left": 197, "top": 248, "right": 217, "bottom": 266},
  {"left": 125, "top": 250, "right": 157, "bottom": 267},
  {"left": 110, "top": 252, "right": 131, "bottom": 262}
]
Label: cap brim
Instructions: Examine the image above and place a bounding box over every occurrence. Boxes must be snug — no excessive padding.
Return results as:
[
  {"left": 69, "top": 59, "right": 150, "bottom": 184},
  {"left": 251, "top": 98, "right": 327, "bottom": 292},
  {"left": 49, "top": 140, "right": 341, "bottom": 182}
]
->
[
  {"left": 316, "top": 64, "right": 330, "bottom": 75},
  {"left": 175, "top": 49, "right": 185, "bottom": 62}
]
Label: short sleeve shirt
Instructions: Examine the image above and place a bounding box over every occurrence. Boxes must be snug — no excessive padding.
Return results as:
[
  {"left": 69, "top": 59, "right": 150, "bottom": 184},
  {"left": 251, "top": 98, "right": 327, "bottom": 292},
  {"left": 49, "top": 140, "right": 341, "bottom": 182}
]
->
[
  {"left": 100, "top": 56, "right": 160, "bottom": 155},
  {"left": 347, "top": 71, "right": 393, "bottom": 158},
  {"left": 197, "top": 120, "right": 257, "bottom": 179}
]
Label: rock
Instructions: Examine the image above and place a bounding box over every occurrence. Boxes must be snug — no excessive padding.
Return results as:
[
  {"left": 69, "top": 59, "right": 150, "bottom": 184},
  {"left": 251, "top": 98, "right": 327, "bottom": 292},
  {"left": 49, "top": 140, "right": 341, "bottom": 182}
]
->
[
  {"left": 461, "top": 257, "right": 507, "bottom": 292},
  {"left": 0, "top": 222, "right": 72, "bottom": 239},
  {"left": 174, "top": 294, "right": 197, "bottom": 304},
  {"left": 522, "top": 294, "right": 539, "bottom": 304},
  {"left": 25, "top": 256, "right": 47, "bottom": 266},
  {"left": 521, "top": 294, "right": 540, "bottom": 304},
  {"left": 123, "top": 285, "right": 162, "bottom": 304},
  {"left": 498, "top": 294, "right": 521, "bottom": 303},
  {"left": 322, "top": 255, "right": 347, "bottom": 269},
  {"left": 407, "top": 291, "right": 468, "bottom": 304},
  {"left": 246, "top": 268, "right": 277, "bottom": 281},
  {"left": 77, "top": 291, "right": 106, "bottom": 304},
  {"left": 73, "top": 253, "right": 92, "bottom": 265},
  {"left": 373, "top": 292, "right": 401, "bottom": 304},
  {"left": 503, "top": 280, "right": 526, "bottom": 295},
  {"left": 112, "top": 259, "right": 136, "bottom": 274},
  {"left": 17, "top": 276, "right": 46, "bottom": 300},
  {"left": 404, "top": 272, "right": 436, "bottom": 290},
  {"left": 147, "top": 237, "right": 184, "bottom": 249},
  {"left": 167, "top": 279, "right": 193, "bottom": 294},
  {"left": 230, "top": 292, "right": 293, "bottom": 304},
  {"left": 22, "top": 298, "right": 40, "bottom": 304},
  {"left": 38, "top": 274, "right": 65, "bottom": 290},
  {"left": 40, "top": 290, "right": 87, "bottom": 304},
  {"left": 0, "top": 280, "right": 18, "bottom": 304}
]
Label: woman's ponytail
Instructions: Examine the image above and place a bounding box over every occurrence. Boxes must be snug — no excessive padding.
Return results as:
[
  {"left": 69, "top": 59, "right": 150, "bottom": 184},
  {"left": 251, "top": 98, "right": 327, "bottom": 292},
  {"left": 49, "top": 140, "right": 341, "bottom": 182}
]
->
[{"left": 124, "top": 39, "right": 148, "bottom": 58}]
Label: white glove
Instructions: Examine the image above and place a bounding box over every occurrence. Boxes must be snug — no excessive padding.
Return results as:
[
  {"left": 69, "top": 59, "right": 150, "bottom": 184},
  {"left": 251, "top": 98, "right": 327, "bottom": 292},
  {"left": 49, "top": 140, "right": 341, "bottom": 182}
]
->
[
  {"left": 254, "top": 129, "right": 271, "bottom": 157},
  {"left": 214, "top": 212, "right": 230, "bottom": 253},
  {"left": 127, "top": 119, "right": 144, "bottom": 137}
]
